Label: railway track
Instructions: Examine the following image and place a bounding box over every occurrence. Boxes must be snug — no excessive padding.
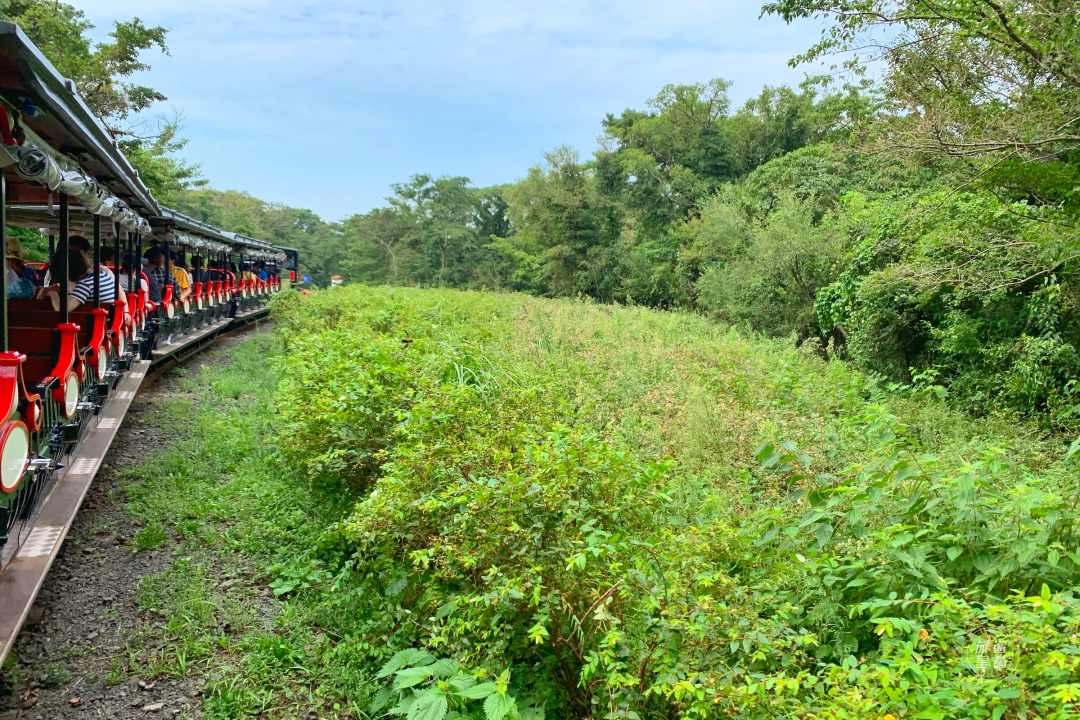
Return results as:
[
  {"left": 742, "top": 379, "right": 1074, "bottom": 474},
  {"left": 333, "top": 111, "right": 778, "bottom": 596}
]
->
[{"left": 0, "top": 312, "right": 270, "bottom": 669}]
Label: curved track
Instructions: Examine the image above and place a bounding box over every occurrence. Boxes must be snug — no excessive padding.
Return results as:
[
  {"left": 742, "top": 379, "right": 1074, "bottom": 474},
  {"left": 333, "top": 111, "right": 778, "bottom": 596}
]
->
[{"left": 0, "top": 325, "right": 266, "bottom": 719}]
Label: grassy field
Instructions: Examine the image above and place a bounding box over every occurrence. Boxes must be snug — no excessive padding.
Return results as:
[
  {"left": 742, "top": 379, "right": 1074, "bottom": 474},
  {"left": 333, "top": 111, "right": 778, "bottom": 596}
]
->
[{"left": 121, "top": 286, "right": 1079, "bottom": 719}]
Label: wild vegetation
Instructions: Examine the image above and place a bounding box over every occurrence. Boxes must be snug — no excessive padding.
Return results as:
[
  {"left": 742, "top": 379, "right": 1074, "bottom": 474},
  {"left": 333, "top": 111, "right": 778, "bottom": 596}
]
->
[
  {"left": 105, "top": 286, "right": 1079, "bottom": 719},
  {"left": 265, "top": 285, "right": 1080, "bottom": 719},
  {"left": 332, "top": 0, "right": 1080, "bottom": 427},
  {"left": 7, "top": 2, "right": 1080, "bottom": 715}
]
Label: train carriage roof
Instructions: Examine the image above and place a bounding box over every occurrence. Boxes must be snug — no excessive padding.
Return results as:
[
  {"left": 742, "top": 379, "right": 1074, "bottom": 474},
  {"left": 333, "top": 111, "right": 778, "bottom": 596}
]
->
[
  {"left": 152, "top": 207, "right": 235, "bottom": 246},
  {"left": 221, "top": 232, "right": 282, "bottom": 260},
  {"left": 6, "top": 205, "right": 235, "bottom": 253},
  {"left": 0, "top": 23, "right": 159, "bottom": 227}
]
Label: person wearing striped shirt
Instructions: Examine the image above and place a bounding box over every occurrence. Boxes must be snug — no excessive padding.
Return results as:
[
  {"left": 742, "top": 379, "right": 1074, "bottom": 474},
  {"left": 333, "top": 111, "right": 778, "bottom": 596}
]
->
[{"left": 43, "top": 247, "right": 127, "bottom": 312}]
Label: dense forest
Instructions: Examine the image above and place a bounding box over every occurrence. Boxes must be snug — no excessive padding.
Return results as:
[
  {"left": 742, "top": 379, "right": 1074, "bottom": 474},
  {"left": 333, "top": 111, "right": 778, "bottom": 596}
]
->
[{"left": 332, "top": 0, "right": 1080, "bottom": 428}]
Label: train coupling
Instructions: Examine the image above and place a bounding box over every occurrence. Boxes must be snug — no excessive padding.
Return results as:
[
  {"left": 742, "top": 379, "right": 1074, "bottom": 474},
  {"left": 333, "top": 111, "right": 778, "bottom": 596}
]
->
[{"left": 25, "top": 458, "right": 54, "bottom": 474}]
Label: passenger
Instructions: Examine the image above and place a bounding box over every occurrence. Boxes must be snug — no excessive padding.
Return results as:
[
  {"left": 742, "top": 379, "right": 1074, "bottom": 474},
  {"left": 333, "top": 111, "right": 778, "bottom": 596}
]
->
[
  {"left": 169, "top": 252, "right": 192, "bottom": 302},
  {"left": 40, "top": 248, "right": 85, "bottom": 310},
  {"left": 144, "top": 248, "right": 175, "bottom": 302},
  {"left": 43, "top": 249, "right": 128, "bottom": 312},
  {"left": 42, "top": 235, "right": 114, "bottom": 287},
  {"left": 119, "top": 252, "right": 149, "bottom": 295},
  {"left": 5, "top": 237, "right": 36, "bottom": 299},
  {"left": 36, "top": 245, "right": 74, "bottom": 301},
  {"left": 257, "top": 262, "right": 268, "bottom": 281}
]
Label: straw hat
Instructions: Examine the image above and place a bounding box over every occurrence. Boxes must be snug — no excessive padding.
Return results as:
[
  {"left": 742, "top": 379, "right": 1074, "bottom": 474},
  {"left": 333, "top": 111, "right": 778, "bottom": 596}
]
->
[{"left": 5, "top": 236, "right": 27, "bottom": 261}]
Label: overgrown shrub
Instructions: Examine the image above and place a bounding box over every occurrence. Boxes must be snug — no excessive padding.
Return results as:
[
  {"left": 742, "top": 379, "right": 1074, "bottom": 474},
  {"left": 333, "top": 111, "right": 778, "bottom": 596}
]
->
[
  {"left": 275, "top": 330, "right": 411, "bottom": 491},
  {"left": 269, "top": 286, "right": 1080, "bottom": 720}
]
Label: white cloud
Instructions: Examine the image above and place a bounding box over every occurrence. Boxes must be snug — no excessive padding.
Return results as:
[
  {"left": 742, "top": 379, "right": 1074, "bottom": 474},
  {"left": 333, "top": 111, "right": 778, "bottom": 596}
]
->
[{"left": 74, "top": 0, "right": 826, "bottom": 219}]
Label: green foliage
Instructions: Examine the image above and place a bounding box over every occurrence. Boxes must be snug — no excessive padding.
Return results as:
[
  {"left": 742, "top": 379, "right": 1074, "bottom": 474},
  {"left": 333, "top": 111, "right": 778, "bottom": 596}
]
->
[
  {"left": 260, "top": 286, "right": 1080, "bottom": 720},
  {"left": 175, "top": 189, "right": 344, "bottom": 288},
  {"left": 762, "top": 0, "right": 1080, "bottom": 219},
  {"left": 696, "top": 191, "right": 848, "bottom": 339},
  {"left": 133, "top": 520, "right": 167, "bottom": 552},
  {"left": 1, "top": 0, "right": 168, "bottom": 125},
  {"left": 337, "top": 77, "right": 863, "bottom": 311},
  {"left": 274, "top": 331, "right": 410, "bottom": 491},
  {"left": 373, "top": 651, "right": 541, "bottom": 720},
  {"left": 814, "top": 190, "right": 1080, "bottom": 420},
  {"left": 119, "top": 122, "right": 207, "bottom": 205}
]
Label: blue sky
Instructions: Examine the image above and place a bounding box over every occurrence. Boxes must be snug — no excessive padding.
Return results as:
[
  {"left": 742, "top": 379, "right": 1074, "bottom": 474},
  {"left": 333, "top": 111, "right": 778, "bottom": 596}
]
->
[{"left": 78, "top": 0, "right": 825, "bottom": 221}]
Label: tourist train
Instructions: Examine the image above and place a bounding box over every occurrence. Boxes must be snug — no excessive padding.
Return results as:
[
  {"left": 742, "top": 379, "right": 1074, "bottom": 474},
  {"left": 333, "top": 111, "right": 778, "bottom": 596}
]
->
[{"left": 0, "top": 22, "right": 299, "bottom": 661}]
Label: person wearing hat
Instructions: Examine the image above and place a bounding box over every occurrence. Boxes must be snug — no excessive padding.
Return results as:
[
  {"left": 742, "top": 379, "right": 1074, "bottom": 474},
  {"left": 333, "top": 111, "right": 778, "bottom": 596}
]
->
[{"left": 5, "top": 237, "right": 36, "bottom": 299}]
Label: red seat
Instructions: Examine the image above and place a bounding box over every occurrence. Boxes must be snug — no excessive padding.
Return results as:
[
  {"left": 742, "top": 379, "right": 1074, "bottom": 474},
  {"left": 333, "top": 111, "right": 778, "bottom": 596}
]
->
[{"left": 7, "top": 301, "right": 104, "bottom": 385}]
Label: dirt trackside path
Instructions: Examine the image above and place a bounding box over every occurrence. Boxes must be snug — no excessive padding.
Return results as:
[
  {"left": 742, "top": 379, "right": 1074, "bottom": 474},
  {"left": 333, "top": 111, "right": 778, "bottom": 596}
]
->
[{"left": 0, "top": 325, "right": 269, "bottom": 720}]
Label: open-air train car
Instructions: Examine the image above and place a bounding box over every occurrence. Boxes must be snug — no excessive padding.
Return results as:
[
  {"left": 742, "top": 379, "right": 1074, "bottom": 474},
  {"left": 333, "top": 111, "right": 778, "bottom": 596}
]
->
[
  {"left": 0, "top": 22, "right": 291, "bottom": 665},
  {"left": 0, "top": 20, "right": 159, "bottom": 553}
]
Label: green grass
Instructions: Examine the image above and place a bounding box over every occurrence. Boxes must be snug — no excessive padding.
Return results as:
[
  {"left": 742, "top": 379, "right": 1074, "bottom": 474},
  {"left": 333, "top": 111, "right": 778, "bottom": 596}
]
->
[
  {"left": 133, "top": 521, "right": 167, "bottom": 552},
  {"left": 109, "top": 332, "right": 372, "bottom": 718}
]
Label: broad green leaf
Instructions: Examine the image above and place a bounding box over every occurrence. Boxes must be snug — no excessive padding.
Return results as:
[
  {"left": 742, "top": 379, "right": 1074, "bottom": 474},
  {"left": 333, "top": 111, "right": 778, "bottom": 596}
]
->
[
  {"left": 390, "top": 693, "right": 419, "bottom": 716},
  {"left": 386, "top": 574, "right": 409, "bottom": 597},
  {"left": 484, "top": 693, "right": 517, "bottom": 720},
  {"left": 974, "top": 553, "right": 996, "bottom": 573},
  {"left": 372, "top": 688, "right": 394, "bottom": 712},
  {"left": 394, "top": 667, "right": 434, "bottom": 690},
  {"left": 434, "top": 602, "right": 458, "bottom": 621},
  {"left": 379, "top": 649, "right": 429, "bottom": 679},
  {"left": 426, "top": 659, "right": 459, "bottom": 678},
  {"left": 408, "top": 691, "right": 448, "bottom": 720},
  {"left": 1065, "top": 434, "right": 1080, "bottom": 462},
  {"left": 449, "top": 674, "right": 476, "bottom": 692}
]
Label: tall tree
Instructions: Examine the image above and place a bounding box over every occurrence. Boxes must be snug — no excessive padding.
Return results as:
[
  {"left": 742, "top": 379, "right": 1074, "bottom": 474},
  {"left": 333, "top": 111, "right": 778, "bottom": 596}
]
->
[
  {"left": 389, "top": 175, "right": 478, "bottom": 287},
  {"left": 2, "top": 1, "right": 204, "bottom": 199},
  {"left": 341, "top": 208, "right": 408, "bottom": 283},
  {"left": 762, "top": 0, "right": 1080, "bottom": 216},
  {"left": 504, "top": 147, "right": 617, "bottom": 298},
  {"left": 600, "top": 79, "right": 738, "bottom": 237}
]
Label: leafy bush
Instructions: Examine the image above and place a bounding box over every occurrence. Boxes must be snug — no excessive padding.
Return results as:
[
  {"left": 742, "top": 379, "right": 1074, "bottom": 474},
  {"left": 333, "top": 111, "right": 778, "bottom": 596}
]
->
[
  {"left": 373, "top": 650, "right": 543, "bottom": 720},
  {"left": 265, "top": 286, "right": 1080, "bottom": 720},
  {"left": 696, "top": 192, "right": 847, "bottom": 339},
  {"left": 817, "top": 190, "right": 1080, "bottom": 422},
  {"left": 275, "top": 330, "right": 411, "bottom": 491}
]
